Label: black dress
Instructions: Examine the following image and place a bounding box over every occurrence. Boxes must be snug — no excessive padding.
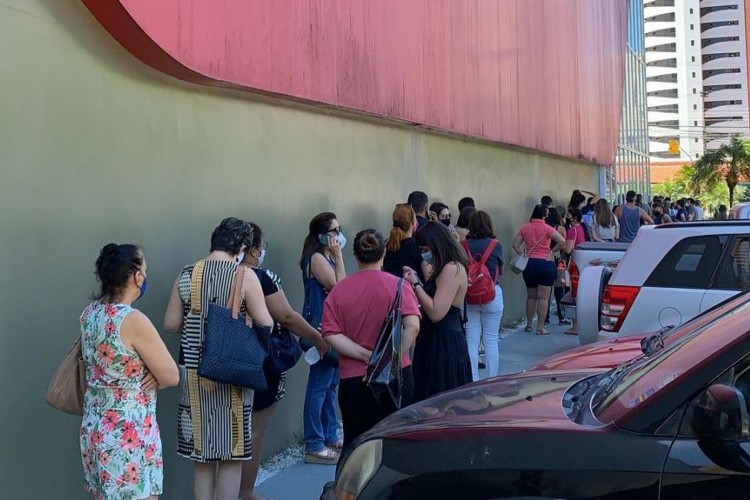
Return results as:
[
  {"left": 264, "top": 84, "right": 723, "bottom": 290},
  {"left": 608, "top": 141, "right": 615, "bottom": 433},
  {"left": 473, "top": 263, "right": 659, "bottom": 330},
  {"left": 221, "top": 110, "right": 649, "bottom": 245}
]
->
[{"left": 412, "top": 280, "right": 473, "bottom": 402}]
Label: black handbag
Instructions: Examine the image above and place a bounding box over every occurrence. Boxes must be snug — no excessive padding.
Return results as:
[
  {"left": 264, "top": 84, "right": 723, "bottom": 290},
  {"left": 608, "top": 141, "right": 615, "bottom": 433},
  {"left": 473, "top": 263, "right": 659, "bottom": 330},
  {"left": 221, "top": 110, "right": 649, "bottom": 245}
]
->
[
  {"left": 197, "top": 264, "right": 270, "bottom": 390},
  {"left": 365, "top": 279, "right": 404, "bottom": 409},
  {"left": 267, "top": 326, "right": 303, "bottom": 374}
]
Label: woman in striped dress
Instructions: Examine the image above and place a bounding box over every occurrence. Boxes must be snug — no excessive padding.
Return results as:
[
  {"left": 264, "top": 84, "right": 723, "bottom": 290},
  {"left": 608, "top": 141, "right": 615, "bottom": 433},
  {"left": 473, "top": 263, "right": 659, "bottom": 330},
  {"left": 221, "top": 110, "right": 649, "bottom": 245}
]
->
[{"left": 164, "top": 218, "right": 273, "bottom": 500}]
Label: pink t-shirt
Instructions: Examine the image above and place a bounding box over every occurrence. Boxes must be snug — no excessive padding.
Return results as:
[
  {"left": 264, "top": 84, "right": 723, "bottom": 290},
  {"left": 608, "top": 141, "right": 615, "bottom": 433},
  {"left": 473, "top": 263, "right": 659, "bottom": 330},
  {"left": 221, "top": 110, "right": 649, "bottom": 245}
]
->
[
  {"left": 518, "top": 219, "right": 555, "bottom": 259},
  {"left": 566, "top": 224, "right": 586, "bottom": 245},
  {"left": 321, "top": 270, "right": 421, "bottom": 379}
]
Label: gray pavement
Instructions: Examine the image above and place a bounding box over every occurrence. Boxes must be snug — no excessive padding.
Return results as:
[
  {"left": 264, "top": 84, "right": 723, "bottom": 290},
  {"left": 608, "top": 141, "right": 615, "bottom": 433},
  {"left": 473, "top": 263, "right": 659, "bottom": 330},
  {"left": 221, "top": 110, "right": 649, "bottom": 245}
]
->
[{"left": 254, "top": 322, "right": 581, "bottom": 500}]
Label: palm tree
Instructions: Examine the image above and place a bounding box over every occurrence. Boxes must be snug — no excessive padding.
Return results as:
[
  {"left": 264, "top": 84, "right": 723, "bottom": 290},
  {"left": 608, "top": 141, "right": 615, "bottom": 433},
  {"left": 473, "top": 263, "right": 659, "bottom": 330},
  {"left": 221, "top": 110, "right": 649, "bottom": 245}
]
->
[{"left": 692, "top": 135, "right": 750, "bottom": 207}]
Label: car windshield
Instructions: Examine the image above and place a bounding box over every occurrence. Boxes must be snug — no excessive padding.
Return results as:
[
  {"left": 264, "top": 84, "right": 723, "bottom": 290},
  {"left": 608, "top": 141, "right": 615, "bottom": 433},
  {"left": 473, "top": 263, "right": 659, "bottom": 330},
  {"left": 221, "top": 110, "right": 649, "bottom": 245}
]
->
[{"left": 591, "top": 300, "right": 750, "bottom": 423}]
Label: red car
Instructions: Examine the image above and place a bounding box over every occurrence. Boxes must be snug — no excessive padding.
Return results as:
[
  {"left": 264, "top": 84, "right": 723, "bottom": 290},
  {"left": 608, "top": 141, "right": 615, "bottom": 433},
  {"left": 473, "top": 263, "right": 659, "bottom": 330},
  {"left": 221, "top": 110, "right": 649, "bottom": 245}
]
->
[
  {"left": 322, "top": 291, "right": 750, "bottom": 499},
  {"left": 531, "top": 292, "right": 750, "bottom": 372}
]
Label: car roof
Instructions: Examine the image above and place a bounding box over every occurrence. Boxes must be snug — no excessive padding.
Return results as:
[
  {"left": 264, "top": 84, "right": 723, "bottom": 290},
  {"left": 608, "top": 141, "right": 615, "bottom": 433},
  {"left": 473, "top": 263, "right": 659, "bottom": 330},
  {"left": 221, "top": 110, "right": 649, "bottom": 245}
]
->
[{"left": 654, "top": 221, "right": 750, "bottom": 229}]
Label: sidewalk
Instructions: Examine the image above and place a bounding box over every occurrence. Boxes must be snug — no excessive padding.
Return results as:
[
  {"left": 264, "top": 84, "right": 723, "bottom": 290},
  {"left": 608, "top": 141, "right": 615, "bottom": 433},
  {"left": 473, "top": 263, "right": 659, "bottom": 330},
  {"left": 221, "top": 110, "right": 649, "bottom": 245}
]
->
[{"left": 254, "top": 322, "right": 581, "bottom": 500}]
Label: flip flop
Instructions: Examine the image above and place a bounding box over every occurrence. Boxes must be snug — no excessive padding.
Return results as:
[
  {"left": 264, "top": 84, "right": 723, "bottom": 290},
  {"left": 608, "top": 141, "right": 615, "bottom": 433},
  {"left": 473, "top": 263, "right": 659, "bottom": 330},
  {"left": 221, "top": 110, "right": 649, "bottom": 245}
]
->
[
  {"left": 524, "top": 326, "right": 533, "bottom": 332},
  {"left": 536, "top": 329, "right": 550, "bottom": 336}
]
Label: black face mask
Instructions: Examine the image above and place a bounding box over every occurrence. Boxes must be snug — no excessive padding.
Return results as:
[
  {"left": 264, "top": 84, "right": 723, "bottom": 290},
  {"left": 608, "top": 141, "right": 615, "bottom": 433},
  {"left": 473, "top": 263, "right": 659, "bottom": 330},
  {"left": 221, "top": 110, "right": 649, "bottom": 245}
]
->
[{"left": 440, "top": 219, "right": 451, "bottom": 227}]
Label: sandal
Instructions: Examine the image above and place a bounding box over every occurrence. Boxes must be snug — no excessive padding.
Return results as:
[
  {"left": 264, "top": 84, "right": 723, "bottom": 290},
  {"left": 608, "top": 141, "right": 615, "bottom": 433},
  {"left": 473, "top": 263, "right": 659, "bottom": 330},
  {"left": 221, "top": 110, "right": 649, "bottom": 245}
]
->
[
  {"left": 304, "top": 447, "right": 339, "bottom": 465},
  {"left": 327, "top": 439, "right": 344, "bottom": 451},
  {"left": 564, "top": 328, "right": 579, "bottom": 336},
  {"left": 536, "top": 329, "right": 550, "bottom": 336},
  {"left": 524, "top": 326, "right": 533, "bottom": 332}
]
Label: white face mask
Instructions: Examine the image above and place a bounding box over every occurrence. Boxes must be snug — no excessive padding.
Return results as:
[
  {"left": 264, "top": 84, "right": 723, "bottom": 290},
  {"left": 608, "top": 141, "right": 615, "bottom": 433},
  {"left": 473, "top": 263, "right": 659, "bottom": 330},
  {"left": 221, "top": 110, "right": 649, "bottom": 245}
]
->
[
  {"left": 257, "top": 248, "right": 266, "bottom": 267},
  {"left": 337, "top": 233, "right": 347, "bottom": 250},
  {"left": 236, "top": 251, "right": 245, "bottom": 264}
]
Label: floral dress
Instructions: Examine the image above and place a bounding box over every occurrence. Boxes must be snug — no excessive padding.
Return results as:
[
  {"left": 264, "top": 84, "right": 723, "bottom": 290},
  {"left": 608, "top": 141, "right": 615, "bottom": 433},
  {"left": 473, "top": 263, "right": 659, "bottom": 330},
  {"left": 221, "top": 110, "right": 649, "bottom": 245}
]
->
[{"left": 79, "top": 302, "right": 163, "bottom": 499}]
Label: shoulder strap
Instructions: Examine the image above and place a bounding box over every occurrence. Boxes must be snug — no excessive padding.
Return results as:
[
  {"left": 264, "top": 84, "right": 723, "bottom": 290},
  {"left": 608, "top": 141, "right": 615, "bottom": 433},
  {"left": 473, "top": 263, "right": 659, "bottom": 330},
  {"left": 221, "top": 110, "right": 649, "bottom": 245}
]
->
[
  {"left": 189, "top": 260, "right": 206, "bottom": 315},
  {"left": 478, "top": 240, "right": 498, "bottom": 266},
  {"left": 526, "top": 234, "right": 546, "bottom": 256},
  {"left": 228, "top": 265, "right": 246, "bottom": 320},
  {"left": 461, "top": 240, "right": 475, "bottom": 264}
]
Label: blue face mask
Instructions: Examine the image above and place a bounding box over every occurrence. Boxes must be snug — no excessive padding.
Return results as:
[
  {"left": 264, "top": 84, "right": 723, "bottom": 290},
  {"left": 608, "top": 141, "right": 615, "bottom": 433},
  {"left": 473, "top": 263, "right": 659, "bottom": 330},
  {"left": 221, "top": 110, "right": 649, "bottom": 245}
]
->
[
  {"left": 137, "top": 276, "right": 148, "bottom": 300},
  {"left": 421, "top": 251, "right": 433, "bottom": 264}
]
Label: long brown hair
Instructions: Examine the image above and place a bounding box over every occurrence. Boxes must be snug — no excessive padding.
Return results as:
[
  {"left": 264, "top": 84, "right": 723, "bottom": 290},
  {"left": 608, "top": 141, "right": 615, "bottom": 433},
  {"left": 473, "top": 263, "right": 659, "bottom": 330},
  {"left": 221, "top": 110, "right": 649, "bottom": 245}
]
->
[
  {"left": 594, "top": 199, "right": 616, "bottom": 228},
  {"left": 386, "top": 203, "right": 415, "bottom": 253}
]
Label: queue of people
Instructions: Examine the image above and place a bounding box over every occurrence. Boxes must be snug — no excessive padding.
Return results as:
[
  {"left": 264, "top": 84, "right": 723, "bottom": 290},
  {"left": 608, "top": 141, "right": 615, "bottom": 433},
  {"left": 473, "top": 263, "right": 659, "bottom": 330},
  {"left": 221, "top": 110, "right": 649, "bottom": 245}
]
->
[{"left": 79, "top": 186, "right": 674, "bottom": 499}]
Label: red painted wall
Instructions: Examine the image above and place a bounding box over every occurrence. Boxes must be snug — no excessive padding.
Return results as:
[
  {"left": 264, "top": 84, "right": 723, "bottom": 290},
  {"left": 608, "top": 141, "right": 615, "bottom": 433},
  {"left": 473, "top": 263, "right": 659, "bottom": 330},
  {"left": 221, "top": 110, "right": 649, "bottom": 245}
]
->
[{"left": 82, "top": 0, "right": 629, "bottom": 165}]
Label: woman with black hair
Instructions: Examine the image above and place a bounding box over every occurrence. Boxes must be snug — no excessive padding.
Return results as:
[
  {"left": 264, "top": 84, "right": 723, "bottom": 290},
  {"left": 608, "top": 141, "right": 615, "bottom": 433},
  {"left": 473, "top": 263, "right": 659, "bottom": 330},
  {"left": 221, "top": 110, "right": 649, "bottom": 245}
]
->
[
  {"left": 512, "top": 205, "right": 566, "bottom": 335},
  {"left": 429, "top": 202, "right": 452, "bottom": 226},
  {"left": 545, "top": 207, "right": 572, "bottom": 326},
  {"left": 299, "top": 212, "right": 347, "bottom": 464},
  {"left": 403, "top": 221, "right": 472, "bottom": 401},
  {"left": 239, "top": 223, "right": 329, "bottom": 500},
  {"left": 322, "top": 229, "right": 421, "bottom": 448},
  {"left": 455, "top": 206, "right": 477, "bottom": 242},
  {"left": 80, "top": 244, "right": 179, "bottom": 500},
  {"left": 164, "top": 217, "right": 273, "bottom": 500}
]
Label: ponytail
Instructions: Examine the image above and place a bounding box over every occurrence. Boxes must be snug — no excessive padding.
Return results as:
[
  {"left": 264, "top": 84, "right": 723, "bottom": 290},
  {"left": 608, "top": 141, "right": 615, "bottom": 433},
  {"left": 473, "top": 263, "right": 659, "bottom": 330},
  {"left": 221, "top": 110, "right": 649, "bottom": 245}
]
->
[{"left": 386, "top": 203, "right": 415, "bottom": 253}]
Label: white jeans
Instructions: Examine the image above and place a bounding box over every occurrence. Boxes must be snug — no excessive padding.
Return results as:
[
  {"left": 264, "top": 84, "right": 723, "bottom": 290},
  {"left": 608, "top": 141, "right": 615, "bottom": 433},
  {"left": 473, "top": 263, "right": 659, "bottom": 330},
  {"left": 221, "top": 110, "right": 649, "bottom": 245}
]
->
[{"left": 465, "top": 285, "right": 504, "bottom": 381}]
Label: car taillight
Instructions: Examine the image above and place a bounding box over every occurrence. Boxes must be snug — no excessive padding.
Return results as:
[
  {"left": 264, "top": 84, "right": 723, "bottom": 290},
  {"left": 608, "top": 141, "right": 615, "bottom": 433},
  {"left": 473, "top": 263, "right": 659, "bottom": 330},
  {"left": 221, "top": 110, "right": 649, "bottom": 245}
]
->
[
  {"left": 600, "top": 285, "right": 640, "bottom": 332},
  {"left": 570, "top": 261, "right": 580, "bottom": 298}
]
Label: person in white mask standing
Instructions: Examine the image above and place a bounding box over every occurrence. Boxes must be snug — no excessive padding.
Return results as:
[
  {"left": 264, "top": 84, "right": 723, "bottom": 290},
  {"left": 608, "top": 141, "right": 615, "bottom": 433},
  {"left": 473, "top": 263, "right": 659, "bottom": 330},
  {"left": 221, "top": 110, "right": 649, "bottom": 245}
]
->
[{"left": 298, "top": 212, "right": 347, "bottom": 464}]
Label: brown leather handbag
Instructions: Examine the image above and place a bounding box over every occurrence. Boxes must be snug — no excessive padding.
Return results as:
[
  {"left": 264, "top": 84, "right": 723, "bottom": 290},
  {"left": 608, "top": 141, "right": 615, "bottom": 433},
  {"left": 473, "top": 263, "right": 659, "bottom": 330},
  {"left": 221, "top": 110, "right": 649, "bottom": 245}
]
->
[{"left": 45, "top": 338, "right": 87, "bottom": 416}]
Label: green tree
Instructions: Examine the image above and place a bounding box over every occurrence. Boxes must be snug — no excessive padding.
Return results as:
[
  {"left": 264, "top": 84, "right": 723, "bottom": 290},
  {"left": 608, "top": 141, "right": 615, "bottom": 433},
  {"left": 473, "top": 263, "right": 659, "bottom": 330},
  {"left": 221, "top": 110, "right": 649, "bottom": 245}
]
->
[
  {"left": 691, "top": 135, "right": 750, "bottom": 207},
  {"left": 653, "top": 164, "right": 732, "bottom": 215}
]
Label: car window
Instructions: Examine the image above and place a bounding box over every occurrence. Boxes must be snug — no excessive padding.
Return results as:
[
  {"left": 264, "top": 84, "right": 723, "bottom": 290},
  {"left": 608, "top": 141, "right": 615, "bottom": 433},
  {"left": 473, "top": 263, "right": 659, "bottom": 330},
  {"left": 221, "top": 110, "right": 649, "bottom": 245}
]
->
[
  {"left": 645, "top": 235, "right": 728, "bottom": 289},
  {"left": 714, "top": 236, "right": 750, "bottom": 291}
]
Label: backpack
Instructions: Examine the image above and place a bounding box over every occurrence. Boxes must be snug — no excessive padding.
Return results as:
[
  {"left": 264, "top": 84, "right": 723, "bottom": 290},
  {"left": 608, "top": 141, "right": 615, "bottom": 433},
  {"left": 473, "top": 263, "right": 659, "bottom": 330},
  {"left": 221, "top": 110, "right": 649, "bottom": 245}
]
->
[{"left": 461, "top": 240, "right": 498, "bottom": 305}]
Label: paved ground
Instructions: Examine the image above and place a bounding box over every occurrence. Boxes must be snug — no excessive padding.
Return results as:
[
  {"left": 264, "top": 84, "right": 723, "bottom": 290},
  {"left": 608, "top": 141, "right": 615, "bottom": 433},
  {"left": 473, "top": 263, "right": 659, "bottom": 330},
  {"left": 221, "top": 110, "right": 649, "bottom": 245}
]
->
[{"left": 254, "top": 322, "right": 581, "bottom": 500}]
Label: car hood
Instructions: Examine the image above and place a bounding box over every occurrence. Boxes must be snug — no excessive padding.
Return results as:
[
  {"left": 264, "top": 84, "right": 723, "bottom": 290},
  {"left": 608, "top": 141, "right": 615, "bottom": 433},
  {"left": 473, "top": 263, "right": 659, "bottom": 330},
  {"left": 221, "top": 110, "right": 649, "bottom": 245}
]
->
[
  {"left": 362, "top": 370, "right": 604, "bottom": 441},
  {"left": 528, "top": 335, "right": 645, "bottom": 371}
]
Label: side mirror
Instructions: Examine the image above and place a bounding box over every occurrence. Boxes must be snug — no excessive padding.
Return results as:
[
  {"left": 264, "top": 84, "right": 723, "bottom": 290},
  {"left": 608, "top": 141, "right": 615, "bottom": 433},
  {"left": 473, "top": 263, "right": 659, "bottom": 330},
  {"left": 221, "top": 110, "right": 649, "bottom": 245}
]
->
[{"left": 689, "top": 384, "right": 750, "bottom": 441}]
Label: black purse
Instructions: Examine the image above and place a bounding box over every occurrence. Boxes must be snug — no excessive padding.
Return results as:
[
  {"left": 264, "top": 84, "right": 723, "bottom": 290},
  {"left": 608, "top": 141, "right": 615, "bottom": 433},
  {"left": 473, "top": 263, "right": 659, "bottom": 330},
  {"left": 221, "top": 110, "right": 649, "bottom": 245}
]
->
[
  {"left": 365, "top": 279, "right": 404, "bottom": 409},
  {"left": 196, "top": 264, "right": 270, "bottom": 390},
  {"left": 267, "top": 326, "right": 303, "bottom": 374}
]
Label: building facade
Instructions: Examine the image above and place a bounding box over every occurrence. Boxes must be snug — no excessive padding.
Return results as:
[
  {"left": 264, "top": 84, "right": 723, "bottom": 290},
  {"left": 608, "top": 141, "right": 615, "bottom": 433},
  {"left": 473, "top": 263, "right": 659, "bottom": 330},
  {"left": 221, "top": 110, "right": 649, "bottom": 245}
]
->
[
  {"left": 0, "top": 1, "right": 631, "bottom": 498},
  {"left": 645, "top": 0, "right": 750, "bottom": 162},
  {"left": 606, "top": 0, "right": 652, "bottom": 201}
]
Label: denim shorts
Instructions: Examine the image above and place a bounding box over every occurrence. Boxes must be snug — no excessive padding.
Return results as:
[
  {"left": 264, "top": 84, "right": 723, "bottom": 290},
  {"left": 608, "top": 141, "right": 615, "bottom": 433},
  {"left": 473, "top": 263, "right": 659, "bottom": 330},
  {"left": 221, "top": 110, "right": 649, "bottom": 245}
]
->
[{"left": 522, "top": 258, "right": 556, "bottom": 288}]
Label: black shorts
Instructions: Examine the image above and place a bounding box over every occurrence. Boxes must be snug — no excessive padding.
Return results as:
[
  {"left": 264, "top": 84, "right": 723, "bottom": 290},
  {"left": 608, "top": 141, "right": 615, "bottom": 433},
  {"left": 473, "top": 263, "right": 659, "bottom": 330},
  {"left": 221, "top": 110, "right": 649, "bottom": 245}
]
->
[{"left": 522, "top": 258, "right": 556, "bottom": 288}]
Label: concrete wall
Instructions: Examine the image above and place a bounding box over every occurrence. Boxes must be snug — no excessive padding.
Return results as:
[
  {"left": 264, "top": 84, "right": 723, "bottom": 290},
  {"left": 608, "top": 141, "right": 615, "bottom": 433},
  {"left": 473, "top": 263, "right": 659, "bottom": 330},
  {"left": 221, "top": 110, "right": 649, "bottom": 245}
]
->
[{"left": 0, "top": 1, "right": 596, "bottom": 498}]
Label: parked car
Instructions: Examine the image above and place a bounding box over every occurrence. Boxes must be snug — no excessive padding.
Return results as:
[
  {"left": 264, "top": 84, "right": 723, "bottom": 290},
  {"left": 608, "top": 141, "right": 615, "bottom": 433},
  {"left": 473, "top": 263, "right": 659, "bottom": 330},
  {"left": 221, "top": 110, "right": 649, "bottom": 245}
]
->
[
  {"left": 531, "top": 291, "right": 749, "bottom": 372},
  {"left": 729, "top": 202, "right": 750, "bottom": 220},
  {"left": 576, "top": 221, "right": 750, "bottom": 345},
  {"left": 322, "top": 290, "right": 750, "bottom": 500},
  {"left": 559, "top": 241, "right": 628, "bottom": 321}
]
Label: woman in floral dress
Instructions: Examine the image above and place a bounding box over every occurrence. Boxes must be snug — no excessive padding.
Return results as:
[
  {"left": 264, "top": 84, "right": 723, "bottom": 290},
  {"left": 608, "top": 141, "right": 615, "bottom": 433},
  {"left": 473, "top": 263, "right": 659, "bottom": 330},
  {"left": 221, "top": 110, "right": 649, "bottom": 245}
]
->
[{"left": 80, "top": 244, "right": 179, "bottom": 499}]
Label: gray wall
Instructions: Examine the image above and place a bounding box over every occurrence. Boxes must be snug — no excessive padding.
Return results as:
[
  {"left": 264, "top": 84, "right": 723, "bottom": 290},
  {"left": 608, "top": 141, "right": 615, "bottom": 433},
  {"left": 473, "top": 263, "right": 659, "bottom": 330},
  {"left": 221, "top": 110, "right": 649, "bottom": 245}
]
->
[{"left": 0, "top": 1, "right": 597, "bottom": 498}]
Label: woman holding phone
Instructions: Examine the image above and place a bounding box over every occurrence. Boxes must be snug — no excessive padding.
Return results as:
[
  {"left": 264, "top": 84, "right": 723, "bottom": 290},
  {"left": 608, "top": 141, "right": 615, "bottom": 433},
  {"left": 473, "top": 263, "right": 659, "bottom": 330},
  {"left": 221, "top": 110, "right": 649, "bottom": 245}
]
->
[{"left": 299, "top": 212, "right": 347, "bottom": 464}]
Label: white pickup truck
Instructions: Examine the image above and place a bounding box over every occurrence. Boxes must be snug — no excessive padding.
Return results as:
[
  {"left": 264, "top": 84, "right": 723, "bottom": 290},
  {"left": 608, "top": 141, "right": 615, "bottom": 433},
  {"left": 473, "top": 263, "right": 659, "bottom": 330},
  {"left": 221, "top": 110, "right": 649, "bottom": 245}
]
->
[{"left": 571, "top": 221, "right": 750, "bottom": 345}]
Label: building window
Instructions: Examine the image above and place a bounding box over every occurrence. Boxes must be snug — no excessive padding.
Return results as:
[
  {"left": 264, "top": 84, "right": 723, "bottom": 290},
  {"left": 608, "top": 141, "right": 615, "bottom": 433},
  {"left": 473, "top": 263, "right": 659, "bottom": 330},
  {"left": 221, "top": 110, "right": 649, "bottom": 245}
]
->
[
  {"left": 694, "top": 104, "right": 698, "bottom": 110},
  {"left": 695, "top": 138, "right": 699, "bottom": 143},
  {"left": 693, "top": 88, "right": 697, "bottom": 94},
  {"left": 692, "top": 56, "right": 696, "bottom": 62},
  {"left": 690, "top": 24, "right": 694, "bottom": 30},
  {"left": 691, "top": 40, "right": 695, "bottom": 46},
  {"left": 694, "top": 121, "right": 698, "bottom": 126},
  {"left": 690, "top": 8, "right": 693, "bottom": 14}
]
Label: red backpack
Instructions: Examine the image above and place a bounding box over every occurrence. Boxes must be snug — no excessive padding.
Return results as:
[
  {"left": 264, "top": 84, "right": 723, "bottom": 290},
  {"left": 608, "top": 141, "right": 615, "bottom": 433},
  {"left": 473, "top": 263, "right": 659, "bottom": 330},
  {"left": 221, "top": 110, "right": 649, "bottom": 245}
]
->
[{"left": 461, "top": 240, "right": 499, "bottom": 305}]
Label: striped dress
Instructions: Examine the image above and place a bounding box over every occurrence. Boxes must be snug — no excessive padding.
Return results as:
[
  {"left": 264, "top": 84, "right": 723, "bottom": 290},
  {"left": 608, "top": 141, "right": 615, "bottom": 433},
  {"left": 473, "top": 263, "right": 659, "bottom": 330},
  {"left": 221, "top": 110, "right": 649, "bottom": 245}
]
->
[{"left": 176, "top": 260, "right": 254, "bottom": 462}]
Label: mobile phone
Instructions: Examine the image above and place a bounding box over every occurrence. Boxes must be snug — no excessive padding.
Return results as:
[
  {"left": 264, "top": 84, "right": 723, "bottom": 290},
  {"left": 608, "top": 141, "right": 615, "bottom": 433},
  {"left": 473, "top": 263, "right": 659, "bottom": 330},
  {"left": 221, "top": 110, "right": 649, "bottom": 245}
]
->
[{"left": 319, "top": 234, "right": 329, "bottom": 246}]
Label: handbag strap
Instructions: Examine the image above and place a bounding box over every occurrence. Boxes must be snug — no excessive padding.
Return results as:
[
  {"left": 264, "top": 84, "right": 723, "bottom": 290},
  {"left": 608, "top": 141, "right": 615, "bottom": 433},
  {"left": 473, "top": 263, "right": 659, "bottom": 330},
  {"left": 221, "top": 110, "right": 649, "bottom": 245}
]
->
[
  {"left": 525, "top": 233, "right": 546, "bottom": 256},
  {"left": 228, "top": 265, "right": 247, "bottom": 321},
  {"left": 189, "top": 260, "right": 206, "bottom": 315}
]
